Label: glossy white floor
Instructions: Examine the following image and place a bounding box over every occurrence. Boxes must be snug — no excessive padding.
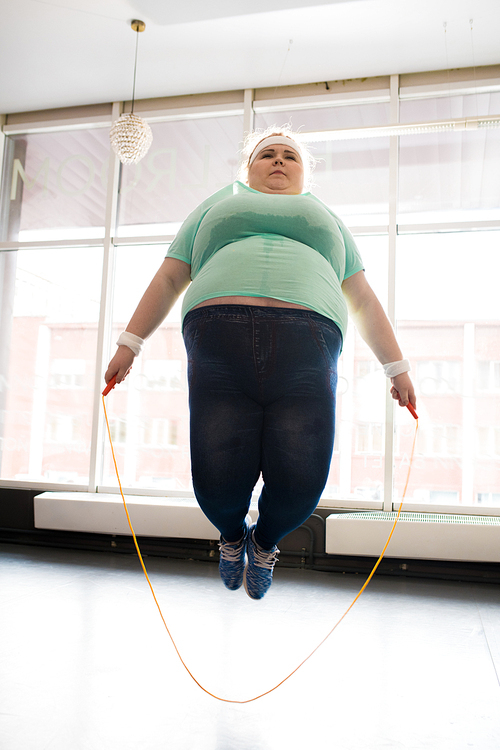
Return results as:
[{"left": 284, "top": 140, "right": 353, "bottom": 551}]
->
[{"left": 1, "top": 542, "right": 499, "bottom": 750}]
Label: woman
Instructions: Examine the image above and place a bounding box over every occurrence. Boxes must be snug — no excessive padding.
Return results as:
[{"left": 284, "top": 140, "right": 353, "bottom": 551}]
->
[{"left": 105, "top": 127, "right": 416, "bottom": 600}]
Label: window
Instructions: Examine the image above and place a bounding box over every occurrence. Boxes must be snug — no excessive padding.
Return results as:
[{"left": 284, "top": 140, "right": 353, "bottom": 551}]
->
[
  {"left": 116, "top": 115, "right": 244, "bottom": 236},
  {"left": 101, "top": 245, "right": 190, "bottom": 491},
  {"left": 477, "top": 361, "right": 500, "bottom": 391},
  {"left": 109, "top": 418, "right": 127, "bottom": 444},
  {"left": 49, "top": 359, "right": 86, "bottom": 389},
  {"left": 356, "top": 423, "right": 384, "bottom": 453},
  {"left": 477, "top": 427, "right": 500, "bottom": 457},
  {"left": 323, "top": 235, "right": 388, "bottom": 503},
  {"left": 398, "top": 92, "right": 500, "bottom": 226},
  {"left": 478, "top": 492, "right": 500, "bottom": 507},
  {"left": 399, "top": 91, "right": 500, "bottom": 124},
  {"left": 417, "top": 361, "right": 462, "bottom": 395},
  {"left": 3, "top": 129, "right": 109, "bottom": 242},
  {"left": 0, "top": 246, "right": 102, "bottom": 485},
  {"left": 419, "top": 424, "right": 461, "bottom": 457},
  {"left": 1, "top": 71, "right": 499, "bottom": 518},
  {"left": 395, "top": 230, "right": 500, "bottom": 508},
  {"left": 143, "top": 360, "right": 183, "bottom": 391},
  {"left": 255, "top": 105, "right": 391, "bottom": 227},
  {"left": 46, "top": 415, "right": 83, "bottom": 443},
  {"left": 354, "top": 485, "right": 382, "bottom": 503},
  {"left": 140, "top": 418, "right": 178, "bottom": 447}
]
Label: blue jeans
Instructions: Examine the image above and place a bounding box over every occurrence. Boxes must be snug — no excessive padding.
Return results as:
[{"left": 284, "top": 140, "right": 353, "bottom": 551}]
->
[{"left": 183, "top": 305, "right": 342, "bottom": 549}]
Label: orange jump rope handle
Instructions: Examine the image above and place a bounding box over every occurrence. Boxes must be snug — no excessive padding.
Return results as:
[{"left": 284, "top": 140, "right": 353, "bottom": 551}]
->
[
  {"left": 102, "top": 374, "right": 117, "bottom": 397},
  {"left": 406, "top": 402, "right": 418, "bottom": 420}
]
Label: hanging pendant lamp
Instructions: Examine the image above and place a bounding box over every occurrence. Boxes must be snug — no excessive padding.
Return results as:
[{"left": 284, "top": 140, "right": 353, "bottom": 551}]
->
[{"left": 110, "top": 20, "right": 153, "bottom": 165}]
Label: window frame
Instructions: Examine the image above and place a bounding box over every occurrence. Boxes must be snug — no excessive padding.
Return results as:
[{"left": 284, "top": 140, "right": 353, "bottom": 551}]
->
[{"left": 1, "top": 72, "right": 500, "bottom": 517}]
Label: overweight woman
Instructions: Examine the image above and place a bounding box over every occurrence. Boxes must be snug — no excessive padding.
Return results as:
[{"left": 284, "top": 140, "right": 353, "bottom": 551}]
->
[{"left": 105, "top": 128, "right": 416, "bottom": 600}]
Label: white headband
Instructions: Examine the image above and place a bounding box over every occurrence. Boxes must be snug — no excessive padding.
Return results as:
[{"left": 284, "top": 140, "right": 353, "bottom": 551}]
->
[{"left": 249, "top": 136, "right": 302, "bottom": 165}]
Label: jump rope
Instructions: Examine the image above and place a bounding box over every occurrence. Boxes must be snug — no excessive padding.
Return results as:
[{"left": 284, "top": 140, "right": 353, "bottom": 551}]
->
[{"left": 102, "top": 373, "right": 418, "bottom": 703}]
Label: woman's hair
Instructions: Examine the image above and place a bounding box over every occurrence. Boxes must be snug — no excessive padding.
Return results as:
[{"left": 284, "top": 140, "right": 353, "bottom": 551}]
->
[{"left": 238, "top": 125, "right": 317, "bottom": 192}]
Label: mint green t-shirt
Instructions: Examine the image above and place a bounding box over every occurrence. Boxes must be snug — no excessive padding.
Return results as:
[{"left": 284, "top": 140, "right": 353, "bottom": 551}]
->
[{"left": 166, "top": 181, "right": 364, "bottom": 339}]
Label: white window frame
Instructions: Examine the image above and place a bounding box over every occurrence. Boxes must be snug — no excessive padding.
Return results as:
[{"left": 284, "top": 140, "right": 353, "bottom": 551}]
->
[{"left": 1, "top": 71, "right": 500, "bottom": 518}]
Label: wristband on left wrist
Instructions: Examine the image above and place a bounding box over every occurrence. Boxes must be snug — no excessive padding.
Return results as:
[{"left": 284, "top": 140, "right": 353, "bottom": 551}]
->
[
  {"left": 116, "top": 331, "right": 144, "bottom": 356},
  {"left": 383, "top": 359, "right": 410, "bottom": 378}
]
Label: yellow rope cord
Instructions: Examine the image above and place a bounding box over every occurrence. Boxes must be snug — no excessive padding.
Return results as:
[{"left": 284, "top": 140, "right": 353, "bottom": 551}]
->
[{"left": 103, "top": 393, "right": 418, "bottom": 703}]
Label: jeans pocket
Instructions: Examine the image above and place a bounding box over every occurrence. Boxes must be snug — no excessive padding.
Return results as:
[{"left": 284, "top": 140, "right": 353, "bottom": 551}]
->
[
  {"left": 183, "top": 317, "right": 205, "bottom": 358},
  {"left": 306, "top": 318, "right": 342, "bottom": 398},
  {"left": 308, "top": 317, "right": 342, "bottom": 363}
]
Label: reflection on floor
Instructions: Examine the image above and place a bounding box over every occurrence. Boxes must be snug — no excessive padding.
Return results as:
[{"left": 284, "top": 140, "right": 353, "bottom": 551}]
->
[{"left": 1, "top": 542, "right": 499, "bottom": 750}]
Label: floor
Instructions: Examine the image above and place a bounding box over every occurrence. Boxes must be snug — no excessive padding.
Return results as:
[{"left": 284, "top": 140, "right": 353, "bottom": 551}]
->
[{"left": 1, "top": 543, "right": 499, "bottom": 750}]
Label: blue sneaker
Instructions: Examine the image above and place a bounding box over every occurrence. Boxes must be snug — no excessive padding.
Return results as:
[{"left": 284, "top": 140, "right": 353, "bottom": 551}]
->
[
  {"left": 243, "top": 524, "right": 279, "bottom": 600},
  {"left": 218, "top": 522, "right": 250, "bottom": 591}
]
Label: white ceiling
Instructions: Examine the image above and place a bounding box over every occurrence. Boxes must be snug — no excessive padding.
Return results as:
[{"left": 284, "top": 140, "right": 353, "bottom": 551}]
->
[{"left": 1, "top": 0, "right": 499, "bottom": 115}]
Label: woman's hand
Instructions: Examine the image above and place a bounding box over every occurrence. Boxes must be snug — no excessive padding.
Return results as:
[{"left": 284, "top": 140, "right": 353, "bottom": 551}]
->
[
  {"left": 104, "top": 346, "right": 135, "bottom": 386},
  {"left": 390, "top": 371, "right": 416, "bottom": 409}
]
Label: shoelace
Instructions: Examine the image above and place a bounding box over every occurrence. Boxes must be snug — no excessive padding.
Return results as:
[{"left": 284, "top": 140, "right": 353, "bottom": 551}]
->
[
  {"left": 252, "top": 544, "right": 279, "bottom": 570},
  {"left": 219, "top": 538, "right": 245, "bottom": 560}
]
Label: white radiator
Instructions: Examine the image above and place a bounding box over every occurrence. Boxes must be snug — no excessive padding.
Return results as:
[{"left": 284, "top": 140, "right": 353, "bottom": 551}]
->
[
  {"left": 34, "top": 492, "right": 225, "bottom": 540},
  {"left": 325, "top": 511, "right": 500, "bottom": 563}
]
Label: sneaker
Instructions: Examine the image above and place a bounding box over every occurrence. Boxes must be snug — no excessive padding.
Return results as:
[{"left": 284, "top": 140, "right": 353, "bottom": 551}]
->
[
  {"left": 243, "top": 524, "right": 279, "bottom": 600},
  {"left": 218, "top": 521, "right": 250, "bottom": 591}
]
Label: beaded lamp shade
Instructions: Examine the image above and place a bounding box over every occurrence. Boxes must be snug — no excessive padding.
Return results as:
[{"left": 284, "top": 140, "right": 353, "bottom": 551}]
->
[
  {"left": 110, "top": 113, "right": 152, "bottom": 164},
  {"left": 110, "top": 20, "right": 152, "bottom": 165}
]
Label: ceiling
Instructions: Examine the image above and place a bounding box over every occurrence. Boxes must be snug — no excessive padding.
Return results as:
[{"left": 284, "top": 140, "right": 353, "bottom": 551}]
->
[{"left": 1, "top": 0, "right": 499, "bottom": 115}]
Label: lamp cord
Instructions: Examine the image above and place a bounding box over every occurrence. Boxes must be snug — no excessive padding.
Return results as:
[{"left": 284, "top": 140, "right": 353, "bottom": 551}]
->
[{"left": 131, "top": 30, "right": 139, "bottom": 114}]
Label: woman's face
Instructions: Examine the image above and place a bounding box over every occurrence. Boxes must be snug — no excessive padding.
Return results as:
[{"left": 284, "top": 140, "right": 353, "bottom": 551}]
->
[{"left": 247, "top": 144, "right": 304, "bottom": 195}]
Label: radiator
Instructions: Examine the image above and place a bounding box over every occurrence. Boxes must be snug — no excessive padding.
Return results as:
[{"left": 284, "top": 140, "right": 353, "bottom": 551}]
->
[
  {"left": 325, "top": 511, "right": 500, "bottom": 563},
  {"left": 34, "top": 492, "right": 224, "bottom": 540},
  {"left": 34, "top": 494, "right": 500, "bottom": 563}
]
